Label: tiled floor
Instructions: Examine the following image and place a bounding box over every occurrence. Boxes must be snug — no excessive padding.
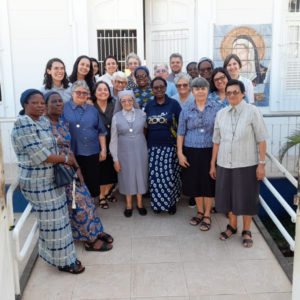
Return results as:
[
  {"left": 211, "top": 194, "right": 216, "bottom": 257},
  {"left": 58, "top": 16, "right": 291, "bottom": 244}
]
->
[{"left": 22, "top": 194, "right": 292, "bottom": 300}]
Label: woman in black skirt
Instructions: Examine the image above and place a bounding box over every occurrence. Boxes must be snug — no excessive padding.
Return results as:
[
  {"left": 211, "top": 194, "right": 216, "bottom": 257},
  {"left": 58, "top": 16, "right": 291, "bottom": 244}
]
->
[
  {"left": 177, "top": 77, "right": 222, "bottom": 231},
  {"left": 93, "top": 81, "right": 118, "bottom": 208},
  {"left": 210, "top": 79, "right": 268, "bottom": 247}
]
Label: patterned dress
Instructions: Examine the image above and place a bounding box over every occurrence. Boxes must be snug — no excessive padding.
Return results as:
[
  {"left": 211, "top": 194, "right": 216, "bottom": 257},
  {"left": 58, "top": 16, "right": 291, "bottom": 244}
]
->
[
  {"left": 49, "top": 117, "right": 103, "bottom": 241},
  {"left": 11, "top": 115, "right": 76, "bottom": 267},
  {"left": 133, "top": 87, "right": 154, "bottom": 110}
]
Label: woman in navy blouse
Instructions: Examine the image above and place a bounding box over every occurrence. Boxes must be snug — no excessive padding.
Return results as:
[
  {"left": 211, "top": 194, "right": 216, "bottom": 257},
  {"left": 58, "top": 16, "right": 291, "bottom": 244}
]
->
[
  {"left": 145, "top": 77, "right": 182, "bottom": 215},
  {"left": 64, "top": 80, "right": 107, "bottom": 202},
  {"left": 177, "top": 77, "right": 222, "bottom": 230}
]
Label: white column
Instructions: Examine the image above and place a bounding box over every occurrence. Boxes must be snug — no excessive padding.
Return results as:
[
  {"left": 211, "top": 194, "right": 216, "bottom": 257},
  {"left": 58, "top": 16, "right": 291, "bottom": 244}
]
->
[
  {"left": 69, "top": 0, "right": 89, "bottom": 59},
  {"left": 293, "top": 198, "right": 300, "bottom": 299},
  {"left": 0, "top": 0, "right": 17, "bottom": 118}
]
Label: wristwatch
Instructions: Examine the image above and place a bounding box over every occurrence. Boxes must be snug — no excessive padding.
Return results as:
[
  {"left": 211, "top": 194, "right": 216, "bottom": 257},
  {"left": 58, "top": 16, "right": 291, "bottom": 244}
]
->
[{"left": 259, "top": 160, "right": 266, "bottom": 164}]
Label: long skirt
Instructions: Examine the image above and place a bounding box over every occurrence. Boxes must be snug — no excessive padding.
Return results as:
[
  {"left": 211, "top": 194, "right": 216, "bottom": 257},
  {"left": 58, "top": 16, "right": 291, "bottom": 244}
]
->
[
  {"left": 65, "top": 183, "right": 103, "bottom": 241},
  {"left": 215, "top": 165, "right": 260, "bottom": 215},
  {"left": 20, "top": 182, "right": 76, "bottom": 268},
  {"left": 181, "top": 147, "right": 215, "bottom": 197},
  {"left": 99, "top": 154, "right": 117, "bottom": 185},
  {"left": 76, "top": 154, "right": 100, "bottom": 197},
  {"left": 149, "top": 146, "right": 181, "bottom": 211}
]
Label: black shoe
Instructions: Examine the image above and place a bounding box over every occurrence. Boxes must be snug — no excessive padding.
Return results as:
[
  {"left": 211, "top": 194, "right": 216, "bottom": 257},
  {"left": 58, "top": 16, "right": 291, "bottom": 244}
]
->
[
  {"left": 137, "top": 206, "right": 147, "bottom": 216},
  {"left": 153, "top": 210, "right": 161, "bottom": 214},
  {"left": 168, "top": 205, "right": 177, "bottom": 215},
  {"left": 188, "top": 197, "right": 196, "bottom": 208},
  {"left": 124, "top": 208, "right": 133, "bottom": 217}
]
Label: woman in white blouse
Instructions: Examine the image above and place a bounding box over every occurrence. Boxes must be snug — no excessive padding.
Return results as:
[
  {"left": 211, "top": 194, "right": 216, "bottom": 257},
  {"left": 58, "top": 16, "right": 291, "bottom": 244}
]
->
[
  {"left": 98, "top": 55, "right": 119, "bottom": 88},
  {"left": 210, "top": 79, "right": 268, "bottom": 248},
  {"left": 109, "top": 90, "right": 148, "bottom": 217},
  {"left": 223, "top": 54, "right": 254, "bottom": 104}
]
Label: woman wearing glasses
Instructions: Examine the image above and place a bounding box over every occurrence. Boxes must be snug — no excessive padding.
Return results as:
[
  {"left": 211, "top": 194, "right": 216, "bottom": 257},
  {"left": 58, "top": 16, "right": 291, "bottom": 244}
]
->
[
  {"left": 210, "top": 79, "right": 268, "bottom": 247},
  {"left": 110, "top": 90, "right": 148, "bottom": 217},
  {"left": 198, "top": 57, "right": 214, "bottom": 84},
  {"left": 145, "top": 77, "right": 182, "bottom": 214},
  {"left": 208, "top": 67, "right": 232, "bottom": 107},
  {"left": 63, "top": 80, "right": 107, "bottom": 202},
  {"left": 173, "top": 73, "right": 194, "bottom": 108},
  {"left": 126, "top": 52, "right": 142, "bottom": 90}
]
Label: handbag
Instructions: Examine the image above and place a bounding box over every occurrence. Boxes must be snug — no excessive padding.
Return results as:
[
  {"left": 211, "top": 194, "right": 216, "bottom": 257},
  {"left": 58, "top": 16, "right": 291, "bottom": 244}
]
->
[{"left": 54, "top": 163, "right": 77, "bottom": 187}]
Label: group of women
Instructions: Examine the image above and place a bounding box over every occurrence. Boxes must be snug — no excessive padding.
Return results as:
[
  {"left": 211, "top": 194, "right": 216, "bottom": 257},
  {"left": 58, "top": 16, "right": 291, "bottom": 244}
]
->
[{"left": 11, "top": 51, "right": 268, "bottom": 275}]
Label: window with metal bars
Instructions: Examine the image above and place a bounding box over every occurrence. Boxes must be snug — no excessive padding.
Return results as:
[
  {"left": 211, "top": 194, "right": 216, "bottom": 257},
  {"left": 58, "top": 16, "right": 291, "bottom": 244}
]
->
[
  {"left": 289, "top": 0, "right": 300, "bottom": 12},
  {"left": 97, "top": 29, "right": 137, "bottom": 74}
]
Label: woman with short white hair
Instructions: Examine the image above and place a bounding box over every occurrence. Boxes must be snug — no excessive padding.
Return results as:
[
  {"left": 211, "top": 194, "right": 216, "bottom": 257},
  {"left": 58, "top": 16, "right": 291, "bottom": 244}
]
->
[
  {"left": 153, "top": 64, "right": 177, "bottom": 97},
  {"left": 126, "top": 52, "right": 142, "bottom": 90},
  {"left": 111, "top": 71, "right": 127, "bottom": 101},
  {"left": 173, "top": 73, "right": 194, "bottom": 108}
]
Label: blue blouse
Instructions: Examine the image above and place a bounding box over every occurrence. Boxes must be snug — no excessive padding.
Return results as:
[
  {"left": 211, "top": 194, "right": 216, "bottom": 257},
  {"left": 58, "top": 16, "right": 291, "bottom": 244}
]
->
[
  {"left": 63, "top": 101, "right": 107, "bottom": 156},
  {"left": 172, "top": 92, "right": 195, "bottom": 108},
  {"left": 166, "top": 81, "right": 177, "bottom": 98},
  {"left": 177, "top": 100, "right": 222, "bottom": 148},
  {"left": 208, "top": 91, "right": 229, "bottom": 107},
  {"left": 144, "top": 96, "right": 182, "bottom": 147}
]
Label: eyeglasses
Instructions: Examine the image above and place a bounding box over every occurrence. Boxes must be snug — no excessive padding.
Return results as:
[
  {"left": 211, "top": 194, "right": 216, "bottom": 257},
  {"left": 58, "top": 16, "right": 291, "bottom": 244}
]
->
[
  {"left": 155, "top": 69, "right": 167, "bottom": 73},
  {"left": 225, "top": 90, "right": 240, "bottom": 97},
  {"left": 152, "top": 85, "right": 166, "bottom": 91},
  {"left": 136, "top": 74, "right": 148, "bottom": 80},
  {"left": 121, "top": 99, "right": 133, "bottom": 104},
  {"left": 73, "top": 91, "right": 89, "bottom": 97},
  {"left": 214, "top": 75, "right": 226, "bottom": 83},
  {"left": 115, "top": 80, "right": 127, "bottom": 85},
  {"left": 199, "top": 67, "right": 212, "bottom": 73},
  {"left": 176, "top": 83, "right": 189, "bottom": 88}
]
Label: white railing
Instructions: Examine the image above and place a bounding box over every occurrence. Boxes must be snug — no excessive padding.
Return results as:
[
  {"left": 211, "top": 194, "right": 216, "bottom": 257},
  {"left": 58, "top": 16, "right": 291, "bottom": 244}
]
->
[
  {"left": 6, "top": 178, "right": 38, "bottom": 296},
  {"left": 261, "top": 151, "right": 297, "bottom": 251}
]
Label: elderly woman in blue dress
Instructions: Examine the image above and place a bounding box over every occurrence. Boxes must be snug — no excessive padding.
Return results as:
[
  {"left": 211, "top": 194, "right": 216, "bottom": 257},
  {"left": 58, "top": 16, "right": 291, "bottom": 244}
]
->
[
  {"left": 210, "top": 79, "right": 268, "bottom": 247},
  {"left": 45, "top": 91, "right": 113, "bottom": 252},
  {"left": 173, "top": 73, "right": 194, "bottom": 108},
  {"left": 63, "top": 80, "right": 107, "bottom": 207},
  {"left": 145, "top": 77, "right": 182, "bottom": 214},
  {"left": 110, "top": 90, "right": 148, "bottom": 217},
  {"left": 11, "top": 89, "right": 84, "bottom": 274},
  {"left": 177, "top": 77, "right": 222, "bottom": 230}
]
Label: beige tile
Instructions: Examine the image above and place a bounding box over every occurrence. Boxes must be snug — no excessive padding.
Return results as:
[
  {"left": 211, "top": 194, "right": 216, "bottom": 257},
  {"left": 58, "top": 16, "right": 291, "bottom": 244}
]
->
[
  {"left": 190, "top": 296, "right": 251, "bottom": 300},
  {"left": 131, "top": 263, "right": 188, "bottom": 297},
  {"left": 248, "top": 292, "right": 291, "bottom": 300},
  {"left": 178, "top": 232, "right": 230, "bottom": 262},
  {"left": 79, "top": 237, "right": 131, "bottom": 265},
  {"left": 132, "top": 216, "right": 178, "bottom": 237},
  {"left": 132, "top": 298, "right": 189, "bottom": 300},
  {"left": 99, "top": 215, "right": 133, "bottom": 238},
  {"left": 236, "top": 260, "right": 292, "bottom": 293},
  {"left": 225, "top": 233, "right": 275, "bottom": 260},
  {"left": 183, "top": 261, "right": 246, "bottom": 296},
  {"left": 132, "top": 236, "right": 180, "bottom": 263},
  {"left": 72, "top": 264, "right": 131, "bottom": 299},
  {"left": 22, "top": 258, "right": 74, "bottom": 300}
]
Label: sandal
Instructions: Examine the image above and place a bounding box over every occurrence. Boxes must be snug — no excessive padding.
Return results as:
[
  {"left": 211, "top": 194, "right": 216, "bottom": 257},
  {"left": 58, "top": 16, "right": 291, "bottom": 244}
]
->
[
  {"left": 220, "top": 224, "right": 237, "bottom": 240},
  {"left": 99, "top": 198, "right": 109, "bottom": 209},
  {"left": 200, "top": 216, "right": 211, "bottom": 231},
  {"left": 106, "top": 195, "right": 117, "bottom": 203},
  {"left": 97, "top": 232, "right": 114, "bottom": 244},
  {"left": 58, "top": 261, "right": 85, "bottom": 274},
  {"left": 242, "top": 230, "right": 253, "bottom": 248},
  {"left": 84, "top": 239, "right": 113, "bottom": 252},
  {"left": 189, "top": 212, "right": 204, "bottom": 226}
]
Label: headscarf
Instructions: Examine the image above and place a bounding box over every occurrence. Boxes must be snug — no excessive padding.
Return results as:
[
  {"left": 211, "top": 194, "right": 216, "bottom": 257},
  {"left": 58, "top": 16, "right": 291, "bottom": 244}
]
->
[
  {"left": 198, "top": 57, "right": 215, "bottom": 69},
  {"left": 113, "top": 90, "right": 139, "bottom": 114},
  {"left": 134, "top": 66, "right": 150, "bottom": 77},
  {"left": 19, "top": 89, "right": 43, "bottom": 115},
  {"left": 44, "top": 91, "right": 60, "bottom": 104}
]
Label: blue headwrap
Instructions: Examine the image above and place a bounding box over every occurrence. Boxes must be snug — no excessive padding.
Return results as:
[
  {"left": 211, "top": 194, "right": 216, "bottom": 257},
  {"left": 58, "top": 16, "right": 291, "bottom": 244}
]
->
[
  {"left": 19, "top": 89, "right": 43, "bottom": 115},
  {"left": 44, "top": 91, "right": 60, "bottom": 104},
  {"left": 134, "top": 66, "right": 150, "bottom": 77},
  {"left": 198, "top": 57, "right": 215, "bottom": 69}
]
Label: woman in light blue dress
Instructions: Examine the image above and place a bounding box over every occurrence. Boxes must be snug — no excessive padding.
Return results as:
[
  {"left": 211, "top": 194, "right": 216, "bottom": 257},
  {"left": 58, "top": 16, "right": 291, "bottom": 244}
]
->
[{"left": 11, "top": 89, "right": 84, "bottom": 274}]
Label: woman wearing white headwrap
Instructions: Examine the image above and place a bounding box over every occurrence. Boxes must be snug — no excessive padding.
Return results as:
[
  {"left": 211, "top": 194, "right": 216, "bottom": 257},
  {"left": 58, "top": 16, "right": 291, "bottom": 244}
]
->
[{"left": 109, "top": 90, "right": 148, "bottom": 217}]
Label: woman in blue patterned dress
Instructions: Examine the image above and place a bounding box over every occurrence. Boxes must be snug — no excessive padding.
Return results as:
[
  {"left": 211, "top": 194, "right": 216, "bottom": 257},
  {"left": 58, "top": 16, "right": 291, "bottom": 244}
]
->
[
  {"left": 45, "top": 91, "right": 113, "bottom": 251},
  {"left": 145, "top": 77, "right": 182, "bottom": 214},
  {"left": 11, "top": 89, "right": 84, "bottom": 274}
]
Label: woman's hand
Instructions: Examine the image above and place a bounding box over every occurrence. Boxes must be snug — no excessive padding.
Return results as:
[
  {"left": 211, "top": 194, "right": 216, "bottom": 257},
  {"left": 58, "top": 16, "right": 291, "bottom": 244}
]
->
[
  {"left": 177, "top": 153, "right": 190, "bottom": 168},
  {"left": 76, "top": 168, "right": 85, "bottom": 186},
  {"left": 99, "top": 150, "right": 107, "bottom": 162},
  {"left": 114, "top": 161, "right": 121, "bottom": 173},
  {"left": 66, "top": 153, "right": 75, "bottom": 166},
  {"left": 256, "top": 164, "right": 265, "bottom": 180},
  {"left": 86, "top": 99, "right": 94, "bottom": 106},
  {"left": 209, "top": 164, "right": 217, "bottom": 180}
]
